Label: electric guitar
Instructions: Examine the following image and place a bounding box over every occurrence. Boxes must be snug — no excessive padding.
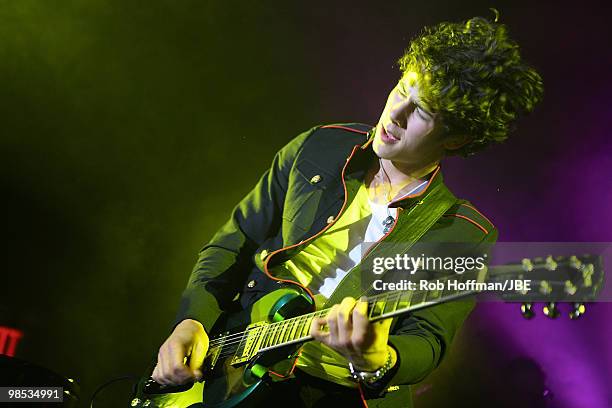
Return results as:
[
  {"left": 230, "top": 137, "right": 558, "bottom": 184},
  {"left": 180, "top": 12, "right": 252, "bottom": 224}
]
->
[{"left": 130, "top": 254, "right": 603, "bottom": 408}]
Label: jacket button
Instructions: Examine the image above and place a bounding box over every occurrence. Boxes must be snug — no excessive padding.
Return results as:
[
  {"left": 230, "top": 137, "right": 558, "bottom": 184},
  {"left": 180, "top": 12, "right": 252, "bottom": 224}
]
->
[
  {"left": 310, "top": 174, "right": 322, "bottom": 184},
  {"left": 247, "top": 280, "right": 257, "bottom": 288},
  {"left": 326, "top": 216, "right": 335, "bottom": 224},
  {"left": 260, "top": 249, "right": 269, "bottom": 260}
]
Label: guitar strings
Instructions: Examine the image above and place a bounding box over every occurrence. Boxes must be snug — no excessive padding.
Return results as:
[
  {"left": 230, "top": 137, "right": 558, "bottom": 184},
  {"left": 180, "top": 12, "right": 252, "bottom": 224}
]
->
[
  {"left": 210, "top": 270, "right": 478, "bottom": 346},
  {"left": 207, "top": 268, "right": 480, "bottom": 349},
  {"left": 207, "top": 308, "right": 329, "bottom": 348},
  {"left": 207, "top": 265, "right": 568, "bottom": 358},
  {"left": 210, "top": 284, "right": 446, "bottom": 360},
  {"left": 207, "top": 288, "right": 422, "bottom": 354},
  {"left": 207, "top": 286, "right": 410, "bottom": 348},
  {"left": 207, "top": 270, "right": 482, "bottom": 350}
]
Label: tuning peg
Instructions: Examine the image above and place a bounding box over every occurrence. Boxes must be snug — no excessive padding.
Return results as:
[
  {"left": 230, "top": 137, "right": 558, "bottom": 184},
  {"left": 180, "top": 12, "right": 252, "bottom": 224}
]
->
[
  {"left": 582, "top": 264, "right": 594, "bottom": 287},
  {"left": 569, "top": 255, "right": 582, "bottom": 269},
  {"left": 545, "top": 255, "right": 558, "bottom": 271},
  {"left": 539, "top": 281, "right": 552, "bottom": 295},
  {"left": 569, "top": 303, "right": 586, "bottom": 320},
  {"left": 564, "top": 280, "right": 577, "bottom": 296},
  {"left": 520, "top": 302, "right": 535, "bottom": 319},
  {"left": 521, "top": 258, "right": 534, "bottom": 272},
  {"left": 543, "top": 302, "right": 560, "bottom": 319}
]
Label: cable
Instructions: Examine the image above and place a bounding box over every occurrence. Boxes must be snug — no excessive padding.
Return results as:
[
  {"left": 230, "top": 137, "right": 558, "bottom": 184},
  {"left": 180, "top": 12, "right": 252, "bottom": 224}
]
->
[
  {"left": 90, "top": 375, "right": 139, "bottom": 408},
  {"left": 357, "top": 383, "right": 369, "bottom": 408}
]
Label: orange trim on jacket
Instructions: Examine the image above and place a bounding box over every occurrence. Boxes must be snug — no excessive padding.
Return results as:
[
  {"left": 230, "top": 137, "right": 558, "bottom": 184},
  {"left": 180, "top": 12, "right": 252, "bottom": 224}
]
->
[{"left": 443, "top": 214, "right": 489, "bottom": 234}]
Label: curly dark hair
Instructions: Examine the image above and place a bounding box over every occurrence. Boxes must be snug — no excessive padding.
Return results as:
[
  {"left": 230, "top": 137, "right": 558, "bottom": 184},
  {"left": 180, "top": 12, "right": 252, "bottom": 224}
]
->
[{"left": 398, "top": 15, "right": 544, "bottom": 156}]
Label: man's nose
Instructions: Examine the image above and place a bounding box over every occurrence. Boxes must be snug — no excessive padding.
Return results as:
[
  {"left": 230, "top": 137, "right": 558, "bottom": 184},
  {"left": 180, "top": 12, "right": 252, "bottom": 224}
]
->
[{"left": 388, "top": 98, "right": 412, "bottom": 128}]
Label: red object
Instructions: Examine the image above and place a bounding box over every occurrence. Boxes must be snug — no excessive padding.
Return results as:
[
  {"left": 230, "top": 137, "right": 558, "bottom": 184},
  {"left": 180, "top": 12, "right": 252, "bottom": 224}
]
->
[{"left": 0, "top": 326, "right": 23, "bottom": 357}]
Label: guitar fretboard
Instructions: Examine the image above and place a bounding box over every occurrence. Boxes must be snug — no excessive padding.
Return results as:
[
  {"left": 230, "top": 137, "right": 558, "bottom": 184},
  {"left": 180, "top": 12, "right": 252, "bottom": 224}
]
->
[{"left": 233, "top": 267, "right": 487, "bottom": 355}]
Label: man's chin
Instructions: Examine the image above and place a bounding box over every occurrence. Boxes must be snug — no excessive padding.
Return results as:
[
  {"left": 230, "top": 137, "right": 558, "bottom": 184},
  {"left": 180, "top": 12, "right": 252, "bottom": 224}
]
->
[{"left": 372, "top": 138, "right": 398, "bottom": 159}]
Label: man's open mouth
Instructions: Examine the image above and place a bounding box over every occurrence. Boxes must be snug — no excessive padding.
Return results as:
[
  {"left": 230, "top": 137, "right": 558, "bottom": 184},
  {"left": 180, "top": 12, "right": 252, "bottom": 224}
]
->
[{"left": 381, "top": 126, "right": 401, "bottom": 143}]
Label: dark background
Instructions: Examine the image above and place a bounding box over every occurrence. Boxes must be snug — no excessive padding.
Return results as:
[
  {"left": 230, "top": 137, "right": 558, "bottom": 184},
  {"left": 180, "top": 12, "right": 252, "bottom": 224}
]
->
[{"left": 1, "top": 0, "right": 611, "bottom": 406}]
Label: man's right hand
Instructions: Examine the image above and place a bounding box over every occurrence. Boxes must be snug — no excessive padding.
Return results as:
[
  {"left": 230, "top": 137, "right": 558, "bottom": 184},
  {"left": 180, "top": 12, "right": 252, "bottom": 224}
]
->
[{"left": 152, "top": 319, "right": 209, "bottom": 385}]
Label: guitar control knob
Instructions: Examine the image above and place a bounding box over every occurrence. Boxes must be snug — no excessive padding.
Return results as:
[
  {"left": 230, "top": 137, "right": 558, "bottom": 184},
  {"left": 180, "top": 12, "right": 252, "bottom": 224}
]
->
[
  {"left": 520, "top": 302, "right": 535, "bottom": 319},
  {"left": 543, "top": 302, "right": 560, "bottom": 319},
  {"left": 569, "top": 302, "right": 586, "bottom": 319}
]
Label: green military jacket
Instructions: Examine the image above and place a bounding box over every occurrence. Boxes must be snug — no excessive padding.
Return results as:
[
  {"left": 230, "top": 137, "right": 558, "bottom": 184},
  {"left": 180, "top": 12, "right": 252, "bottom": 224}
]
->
[{"left": 176, "top": 123, "right": 497, "bottom": 407}]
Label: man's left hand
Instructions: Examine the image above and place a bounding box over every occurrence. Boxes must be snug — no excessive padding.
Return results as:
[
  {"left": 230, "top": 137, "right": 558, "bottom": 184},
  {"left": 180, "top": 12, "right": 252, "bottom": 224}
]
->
[{"left": 310, "top": 296, "right": 397, "bottom": 372}]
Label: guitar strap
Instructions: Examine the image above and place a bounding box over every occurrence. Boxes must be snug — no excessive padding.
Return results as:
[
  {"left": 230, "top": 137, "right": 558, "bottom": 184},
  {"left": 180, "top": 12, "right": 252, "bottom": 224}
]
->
[{"left": 323, "top": 181, "right": 457, "bottom": 307}]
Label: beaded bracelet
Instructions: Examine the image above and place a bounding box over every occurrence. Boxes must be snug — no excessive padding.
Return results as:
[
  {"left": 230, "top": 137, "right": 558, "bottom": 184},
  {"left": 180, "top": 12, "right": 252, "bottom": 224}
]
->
[{"left": 348, "top": 348, "right": 393, "bottom": 385}]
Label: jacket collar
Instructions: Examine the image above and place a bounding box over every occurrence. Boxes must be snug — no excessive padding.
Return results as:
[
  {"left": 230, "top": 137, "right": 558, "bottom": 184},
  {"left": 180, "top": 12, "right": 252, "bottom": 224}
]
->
[{"left": 345, "top": 127, "right": 445, "bottom": 209}]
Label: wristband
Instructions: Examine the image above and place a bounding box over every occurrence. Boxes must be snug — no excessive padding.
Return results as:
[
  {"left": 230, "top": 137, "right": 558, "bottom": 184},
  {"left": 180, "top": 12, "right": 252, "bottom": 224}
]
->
[{"left": 348, "top": 348, "right": 393, "bottom": 385}]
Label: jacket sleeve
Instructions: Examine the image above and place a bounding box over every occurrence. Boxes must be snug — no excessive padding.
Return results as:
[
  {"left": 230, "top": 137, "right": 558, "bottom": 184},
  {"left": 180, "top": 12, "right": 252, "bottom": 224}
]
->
[
  {"left": 384, "top": 226, "right": 498, "bottom": 387},
  {"left": 174, "top": 127, "right": 316, "bottom": 332}
]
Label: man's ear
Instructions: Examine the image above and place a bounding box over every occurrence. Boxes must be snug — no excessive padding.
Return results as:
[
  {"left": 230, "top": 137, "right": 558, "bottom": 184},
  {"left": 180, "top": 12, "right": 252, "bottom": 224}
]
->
[{"left": 443, "top": 134, "right": 472, "bottom": 150}]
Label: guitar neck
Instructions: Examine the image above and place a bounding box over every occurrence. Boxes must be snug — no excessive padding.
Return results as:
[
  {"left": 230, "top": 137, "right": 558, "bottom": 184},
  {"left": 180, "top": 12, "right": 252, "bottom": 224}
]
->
[{"left": 253, "top": 266, "right": 488, "bottom": 352}]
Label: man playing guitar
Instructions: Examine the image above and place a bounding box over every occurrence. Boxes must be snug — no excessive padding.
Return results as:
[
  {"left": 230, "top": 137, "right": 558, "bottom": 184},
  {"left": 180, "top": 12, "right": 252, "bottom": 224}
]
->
[{"left": 150, "top": 15, "right": 543, "bottom": 408}]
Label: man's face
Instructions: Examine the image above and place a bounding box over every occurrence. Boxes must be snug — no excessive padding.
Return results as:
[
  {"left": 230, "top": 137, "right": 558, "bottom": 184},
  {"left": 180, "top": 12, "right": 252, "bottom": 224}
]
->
[{"left": 373, "top": 72, "right": 447, "bottom": 166}]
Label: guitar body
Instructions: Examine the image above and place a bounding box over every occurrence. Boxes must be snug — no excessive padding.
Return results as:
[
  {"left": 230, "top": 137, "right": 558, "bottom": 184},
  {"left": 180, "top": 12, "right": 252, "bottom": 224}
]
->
[{"left": 132, "top": 286, "right": 314, "bottom": 408}]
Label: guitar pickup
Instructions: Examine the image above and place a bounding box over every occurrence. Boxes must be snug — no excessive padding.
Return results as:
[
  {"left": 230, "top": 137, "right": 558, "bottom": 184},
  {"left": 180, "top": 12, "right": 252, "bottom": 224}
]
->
[{"left": 231, "top": 322, "right": 267, "bottom": 365}]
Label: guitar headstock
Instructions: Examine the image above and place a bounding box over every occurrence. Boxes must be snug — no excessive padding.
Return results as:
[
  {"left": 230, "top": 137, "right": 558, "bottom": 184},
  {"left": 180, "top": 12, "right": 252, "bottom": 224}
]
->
[{"left": 488, "top": 254, "right": 604, "bottom": 319}]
